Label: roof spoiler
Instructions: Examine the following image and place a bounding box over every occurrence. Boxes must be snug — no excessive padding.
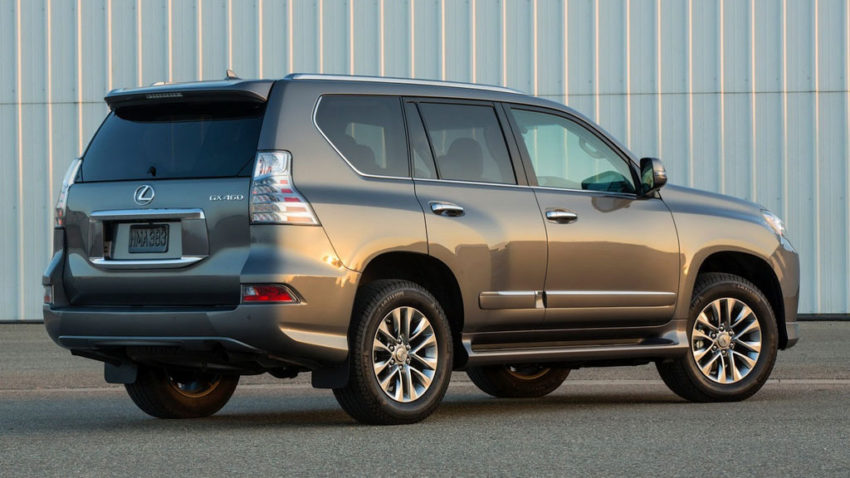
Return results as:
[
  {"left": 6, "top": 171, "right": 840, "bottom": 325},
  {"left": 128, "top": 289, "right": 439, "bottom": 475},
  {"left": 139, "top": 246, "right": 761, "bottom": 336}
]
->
[{"left": 105, "top": 79, "right": 274, "bottom": 110}]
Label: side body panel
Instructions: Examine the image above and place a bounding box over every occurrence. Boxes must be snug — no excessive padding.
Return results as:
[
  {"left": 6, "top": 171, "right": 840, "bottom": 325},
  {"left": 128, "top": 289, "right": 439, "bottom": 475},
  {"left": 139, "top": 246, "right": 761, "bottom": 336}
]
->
[
  {"left": 661, "top": 185, "right": 800, "bottom": 327},
  {"left": 533, "top": 188, "right": 680, "bottom": 327},
  {"left": 413, "top": 180, "right": 548, "bottom": 332},
  {"left": 264, "top": 81, "right": 428, "bottom": 273}
]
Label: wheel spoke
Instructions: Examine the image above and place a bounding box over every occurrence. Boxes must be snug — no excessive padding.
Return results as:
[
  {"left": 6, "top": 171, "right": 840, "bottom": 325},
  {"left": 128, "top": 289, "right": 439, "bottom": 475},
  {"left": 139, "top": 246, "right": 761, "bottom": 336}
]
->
[
  {"left": 696, "top": 312, "right": 718, "bottom": 332},
  {"left": 732, "top": 350, "right": 757, "bottom": 369},
  {"left": 411, "top": 333, "right": 436, "bottom": 356},
  {"left": 733, "top": 319, "right": 760, "bottom": 340},
  {"left": 716, "top": 353, "right": 727, "bottom": 383},
  {"left": 710, "top": 301, "right": 723, "bottom": 328},
  {"left": 692, "top": 328, "right": 714, "bottom": 342},
  {"left": 409, "top": 313, "right": 428, "bottom": 342},
  {"left": 377, "top": 320, "right": 395, "bottom": 342},
  {"left": 700, "top": 351, "right": 721, "bottom": 376},
  {"left": 728, "top": 350, "right": 742, "bottom": 381},
  {"left": 693, "top": 345, "right": 715, "bottom": 362},
  {"left": 402, "top": 307, "right": 413, "bottom": 342},
  {"left": 373, "top": 337, "right": 392, "bottom": 355},
  {"left": 723, "top": 298, "right": 735, "bottom": 329},
  {"left": 393, "top": 372, "right": 404, "bottom": 401},
  {"left": 391, "top": 308, "right": 403, "bottom": 341},
  {"left": 373, "top": 358, "right": 392, "bottom": 376},
  {"left": 380, "top": 367, "right": 399, "bottom": 393},
  {"left": 409, "top": 366, "right": 433, "bottom": 390},
  {"left": 410, "top": 351, "right": 437, "bottom": 370},
  {"left": 403, "top": 365, "right": 416, "bottom": 401},
  {"left": 731, "top": 304, "right": 753, "bottom": 328},
  {"left": 734, "top": 338, "right": 761, "bottom": 353}
]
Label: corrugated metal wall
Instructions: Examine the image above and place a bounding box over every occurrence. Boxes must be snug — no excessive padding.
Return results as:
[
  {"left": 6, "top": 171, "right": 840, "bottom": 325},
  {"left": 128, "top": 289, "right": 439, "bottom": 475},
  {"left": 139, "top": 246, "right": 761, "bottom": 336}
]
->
[{"left": 1, "top": 0, "right": 848, "bottom": 319}]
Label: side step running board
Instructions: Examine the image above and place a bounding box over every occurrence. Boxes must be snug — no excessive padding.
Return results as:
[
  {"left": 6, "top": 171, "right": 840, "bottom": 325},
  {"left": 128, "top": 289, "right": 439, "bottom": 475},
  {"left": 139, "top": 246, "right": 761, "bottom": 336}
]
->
[{"left": 463, "top": 331, "right": 688, "bottom": 366}]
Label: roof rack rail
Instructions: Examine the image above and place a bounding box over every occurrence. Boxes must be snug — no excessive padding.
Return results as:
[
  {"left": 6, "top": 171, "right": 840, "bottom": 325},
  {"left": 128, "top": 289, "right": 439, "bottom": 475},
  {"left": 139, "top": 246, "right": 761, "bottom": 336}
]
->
[{"left": 285, "top": 73, "right": 524, "bottom": 95}]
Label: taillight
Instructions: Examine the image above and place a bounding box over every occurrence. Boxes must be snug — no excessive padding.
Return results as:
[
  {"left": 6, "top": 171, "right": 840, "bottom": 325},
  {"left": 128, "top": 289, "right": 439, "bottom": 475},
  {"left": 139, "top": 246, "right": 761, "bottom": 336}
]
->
[
  {"left": 55, "top": 158, "right": 82, "bottom": 227},
  {"left": 249, "top": 151, "right": 319, "bottom": 225},
  {"left": 242, "top": 284, "right": 300, "bottom": 303}
]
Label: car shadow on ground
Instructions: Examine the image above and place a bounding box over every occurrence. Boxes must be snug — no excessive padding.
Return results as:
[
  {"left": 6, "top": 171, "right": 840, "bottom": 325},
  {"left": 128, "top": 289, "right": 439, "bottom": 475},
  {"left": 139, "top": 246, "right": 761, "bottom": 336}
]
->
[{"left": 0, "top": 387, "right": 797, "bottom": 433}]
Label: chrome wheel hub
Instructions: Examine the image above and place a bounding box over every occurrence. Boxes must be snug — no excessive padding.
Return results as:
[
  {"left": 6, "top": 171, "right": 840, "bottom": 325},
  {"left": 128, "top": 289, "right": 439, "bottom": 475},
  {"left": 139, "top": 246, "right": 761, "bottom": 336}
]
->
[
  {"left": 691, "top": 297, "right": 762, "bottom": 384},
  {"left": 372, "top": 306, "right": 438, "bottom": 403}
]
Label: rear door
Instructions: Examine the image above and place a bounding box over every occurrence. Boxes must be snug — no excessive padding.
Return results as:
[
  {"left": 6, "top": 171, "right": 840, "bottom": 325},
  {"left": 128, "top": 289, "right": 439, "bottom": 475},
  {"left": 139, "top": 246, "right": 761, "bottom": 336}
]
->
[
  {"left": 62, "top": 96, "right": 267, "bottom": 306},
  {"left": 406, "top": 99, "right": 548, "bottom": 332},
  {"left": 504, "top": 105, "right": 680, "bottom": 327}
]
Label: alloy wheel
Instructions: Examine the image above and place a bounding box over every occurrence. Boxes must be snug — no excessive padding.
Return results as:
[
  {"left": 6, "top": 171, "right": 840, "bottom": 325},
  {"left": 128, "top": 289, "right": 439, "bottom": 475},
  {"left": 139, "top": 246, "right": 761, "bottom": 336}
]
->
[
  {"left": 691, "top": 297, "right": 762, "bottom": 384},
  {"left": 372, "top": 306, "right": 439, "bottom": 403}
]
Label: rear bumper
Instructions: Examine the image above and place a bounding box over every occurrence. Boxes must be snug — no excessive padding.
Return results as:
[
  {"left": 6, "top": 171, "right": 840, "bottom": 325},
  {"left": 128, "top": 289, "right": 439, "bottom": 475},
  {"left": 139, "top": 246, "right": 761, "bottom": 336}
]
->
[{"left": 44, "top": 303, "right": 349, "bottom": 370}]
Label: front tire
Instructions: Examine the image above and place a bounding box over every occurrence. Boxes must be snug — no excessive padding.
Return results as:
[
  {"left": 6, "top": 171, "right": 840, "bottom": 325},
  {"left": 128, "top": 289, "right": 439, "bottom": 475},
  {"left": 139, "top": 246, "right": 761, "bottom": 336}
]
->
[
  {"left": 466, "top": 365, "right": 570, "bottom": 398},
  {"left": 657, "top": 272, "right": 778, "bottom": 402},
  {"left": 333, "top": 280, "right": 453, "bottom": 425},
  {"left": 125, "top": 367, "right": 239, "bottom": 419}
]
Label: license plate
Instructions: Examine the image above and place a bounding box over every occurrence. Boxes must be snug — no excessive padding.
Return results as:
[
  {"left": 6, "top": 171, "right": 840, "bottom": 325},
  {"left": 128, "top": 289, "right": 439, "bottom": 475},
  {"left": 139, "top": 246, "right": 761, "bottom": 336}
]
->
[{"left": 128, "top": 224, "right": 169, "bottom": 253}]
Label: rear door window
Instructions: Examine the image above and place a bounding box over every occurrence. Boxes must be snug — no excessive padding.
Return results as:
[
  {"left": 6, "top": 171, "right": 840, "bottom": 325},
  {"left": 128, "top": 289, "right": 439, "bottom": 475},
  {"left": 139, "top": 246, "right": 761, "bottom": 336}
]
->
[
  {"left": 417, "top": 102, "right": 516, "bottom": 184},
  {"left": 81, "top": 101, "right": 265, "bottom": 182},
  {"left": 315, "top": 95, "right": 409, "bottom": 177}
]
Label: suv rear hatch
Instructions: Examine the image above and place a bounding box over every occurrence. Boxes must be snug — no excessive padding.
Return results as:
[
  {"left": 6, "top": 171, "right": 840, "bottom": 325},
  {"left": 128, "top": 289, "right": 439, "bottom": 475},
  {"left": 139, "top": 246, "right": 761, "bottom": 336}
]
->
[{"left": 61, "top": 80, "right": 274, "bottom": 306}]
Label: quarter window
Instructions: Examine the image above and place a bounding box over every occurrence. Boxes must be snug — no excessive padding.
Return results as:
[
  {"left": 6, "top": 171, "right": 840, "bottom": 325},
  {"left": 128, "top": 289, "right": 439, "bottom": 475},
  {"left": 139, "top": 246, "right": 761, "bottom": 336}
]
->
[
  {"left": 417, "top": 103, "right": 516, "bottom": 184},
  {"left": 510, "top": 108, "right": 636, "bottom": 194},
  {"left": 316, "top": 95, "right": 409, "bottom": 177}
]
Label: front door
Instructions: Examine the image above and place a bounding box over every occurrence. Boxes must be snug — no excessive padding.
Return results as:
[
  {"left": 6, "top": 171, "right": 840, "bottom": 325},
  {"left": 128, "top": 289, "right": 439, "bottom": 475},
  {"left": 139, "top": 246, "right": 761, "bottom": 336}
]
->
[
  {"left": 505, "top": 105, "right": 680, "bottom": 328},
  {"left": 405, "top": 99, "right": 548, "bottom": 332}
]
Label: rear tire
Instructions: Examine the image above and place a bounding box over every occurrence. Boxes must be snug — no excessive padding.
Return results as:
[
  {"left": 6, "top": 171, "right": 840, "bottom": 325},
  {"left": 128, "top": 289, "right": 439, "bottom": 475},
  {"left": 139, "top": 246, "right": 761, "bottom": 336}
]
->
[
  {"left": 125, "top": 367, "right": 239, "bottom": 419},
  {"left": 333, "top": 280, "right": 453, "bottom": 425},
  {"left": 657, "top": 272, "right": 778, "bottom": 402},
  {"left": 466, "top": 365, "right": 570, "bottom": 398}
]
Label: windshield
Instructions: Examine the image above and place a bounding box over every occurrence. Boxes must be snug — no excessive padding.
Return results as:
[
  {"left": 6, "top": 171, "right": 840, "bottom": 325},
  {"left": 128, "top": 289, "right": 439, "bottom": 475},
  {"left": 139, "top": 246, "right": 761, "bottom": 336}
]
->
[{"left": 81, "top": 101, "right": 265, "bottom": 182}]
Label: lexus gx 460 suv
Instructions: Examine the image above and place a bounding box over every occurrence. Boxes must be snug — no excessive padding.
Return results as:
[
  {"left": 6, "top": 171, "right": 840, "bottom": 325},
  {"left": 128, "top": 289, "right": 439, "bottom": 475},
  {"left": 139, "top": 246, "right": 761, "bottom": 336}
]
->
[{"left": 44, "top": 74, "right": 800, "bottom": 424}]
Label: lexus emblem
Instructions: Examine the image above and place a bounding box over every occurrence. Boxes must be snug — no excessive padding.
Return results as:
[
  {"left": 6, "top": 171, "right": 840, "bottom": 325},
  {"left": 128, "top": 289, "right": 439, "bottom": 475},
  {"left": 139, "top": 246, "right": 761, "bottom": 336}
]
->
[{"left": 133, "top": 185, "right": 155, "bottom": 206}]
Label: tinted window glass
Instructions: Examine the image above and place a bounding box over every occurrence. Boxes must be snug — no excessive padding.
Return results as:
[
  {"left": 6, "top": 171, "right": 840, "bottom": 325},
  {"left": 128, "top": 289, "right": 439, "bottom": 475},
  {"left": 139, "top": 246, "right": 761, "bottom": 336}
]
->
[
  {"left": 316, "top": 95, "right": 408, "bottom": 177},
  {"left": 82, "top": 101, "right": 265, "bottom": 182},
  {"left": 510, "top": 108, "right": 636, "bottom": 194},
  {"left": 418, "top": 103, "right": 515, "bottom": 184},
  {"left": 404, "top": 103, "right": 437, "bottom": 179}
]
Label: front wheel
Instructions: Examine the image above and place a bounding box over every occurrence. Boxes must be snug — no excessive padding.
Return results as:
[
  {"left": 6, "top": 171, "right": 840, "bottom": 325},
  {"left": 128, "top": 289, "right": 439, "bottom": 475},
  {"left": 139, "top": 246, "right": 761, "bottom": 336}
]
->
[
  {"left": 333, "top": 280, "right": 453, "bottom": 425},
  {"left": 657, "top": 272, "right": 778, "bottom": 402},
  {"left": 125, "top": 367, "right": 239, "bottom": 418},
  {"left": 466, "top": 365, "right": 570, "bottom": 398}
]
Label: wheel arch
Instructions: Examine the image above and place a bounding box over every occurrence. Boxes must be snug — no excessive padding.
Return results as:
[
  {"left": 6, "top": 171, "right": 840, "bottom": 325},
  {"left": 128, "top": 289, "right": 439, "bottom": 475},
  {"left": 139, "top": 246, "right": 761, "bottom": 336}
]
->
[
  {"left": 693, "top": 251, "right": 789, "bottom": 349},
  {"left": 355, "top": 251, "right": 466, "bottom": 367}
]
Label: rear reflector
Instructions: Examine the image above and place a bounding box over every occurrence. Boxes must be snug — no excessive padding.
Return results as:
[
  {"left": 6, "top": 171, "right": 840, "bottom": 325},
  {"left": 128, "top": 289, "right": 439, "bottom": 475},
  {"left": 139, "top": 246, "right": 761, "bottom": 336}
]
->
[
  {"left": 250, "top": 151, "right": 320, "bottom": 225},
  {"left": 242, "top": 284, "right": 299, "bottom": 303}
]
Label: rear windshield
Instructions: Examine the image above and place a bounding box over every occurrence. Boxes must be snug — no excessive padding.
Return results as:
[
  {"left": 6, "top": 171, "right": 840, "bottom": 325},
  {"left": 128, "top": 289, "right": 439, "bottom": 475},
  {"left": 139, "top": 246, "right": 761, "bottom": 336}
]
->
[{"left": 81, "top": 101, "right": 265, "bottom": 182}]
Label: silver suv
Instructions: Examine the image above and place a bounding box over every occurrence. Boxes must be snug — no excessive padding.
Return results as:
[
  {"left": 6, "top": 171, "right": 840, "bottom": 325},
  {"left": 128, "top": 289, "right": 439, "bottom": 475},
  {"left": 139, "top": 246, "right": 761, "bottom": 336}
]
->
[{"left": 44, "top": 74, "right": 799, "bottom": 424}]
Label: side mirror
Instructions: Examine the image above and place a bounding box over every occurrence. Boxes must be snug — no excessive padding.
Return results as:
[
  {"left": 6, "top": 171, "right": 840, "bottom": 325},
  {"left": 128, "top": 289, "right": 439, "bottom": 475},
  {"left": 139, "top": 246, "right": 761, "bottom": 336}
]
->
[{"left": 640, "top": 157, "right": 667, "bottom": 196}]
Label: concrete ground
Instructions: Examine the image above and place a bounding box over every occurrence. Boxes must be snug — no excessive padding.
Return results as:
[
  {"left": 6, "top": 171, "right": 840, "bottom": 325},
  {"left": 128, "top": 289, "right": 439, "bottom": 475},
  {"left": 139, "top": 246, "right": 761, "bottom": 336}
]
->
[{"left": 1, "top": 322, "right": 848, "bottom": 476}]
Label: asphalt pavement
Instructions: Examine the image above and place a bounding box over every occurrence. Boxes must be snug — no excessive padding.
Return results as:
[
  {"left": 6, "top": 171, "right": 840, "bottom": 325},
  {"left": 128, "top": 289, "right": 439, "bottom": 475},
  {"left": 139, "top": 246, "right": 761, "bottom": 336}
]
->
[{"left": 1, "top": 322, "right": 848, "bottom": 477}]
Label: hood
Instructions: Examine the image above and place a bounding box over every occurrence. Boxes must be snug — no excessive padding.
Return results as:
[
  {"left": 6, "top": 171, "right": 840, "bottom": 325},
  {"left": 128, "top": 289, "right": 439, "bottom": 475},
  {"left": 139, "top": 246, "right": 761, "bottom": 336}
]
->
[{"left": 660, "top": 184, "right": 766, "bottom": 225}]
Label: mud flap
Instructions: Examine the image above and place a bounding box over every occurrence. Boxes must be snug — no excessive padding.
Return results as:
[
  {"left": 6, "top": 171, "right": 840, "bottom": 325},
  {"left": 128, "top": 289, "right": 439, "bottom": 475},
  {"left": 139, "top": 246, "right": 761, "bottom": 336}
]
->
[{"left": 104, "top": 361, "right": 138, "bottom": 384}]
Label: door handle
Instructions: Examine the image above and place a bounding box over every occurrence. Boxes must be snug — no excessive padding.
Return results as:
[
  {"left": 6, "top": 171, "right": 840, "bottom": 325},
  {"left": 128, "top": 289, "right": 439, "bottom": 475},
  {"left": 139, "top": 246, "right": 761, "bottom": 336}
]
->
[
  {"left": 545, "top": 209, "right": 578, "bottom": 224},
  {"left": 430, "top": 201, "right": 465, "bottom": 217}
]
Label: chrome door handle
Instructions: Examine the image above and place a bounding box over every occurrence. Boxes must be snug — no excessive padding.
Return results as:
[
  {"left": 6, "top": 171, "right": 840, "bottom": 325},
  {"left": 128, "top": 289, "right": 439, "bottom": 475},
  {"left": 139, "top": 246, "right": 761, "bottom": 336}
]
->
[
  {"left": 430, "top": 201, "right": 465, "bottom": 217},
  {"left": 545, "top": 209, "right": 578, "bottom": 223}
]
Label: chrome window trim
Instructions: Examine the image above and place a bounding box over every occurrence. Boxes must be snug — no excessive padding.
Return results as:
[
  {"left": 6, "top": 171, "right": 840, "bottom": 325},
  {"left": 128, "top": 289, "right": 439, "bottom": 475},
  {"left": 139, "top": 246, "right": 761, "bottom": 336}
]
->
[
  {"left": 289, "top": 73, "right": 524, "bottom": 95},
  {"left": 90, "top": 256, "right": 205, "bottom": 270},
  {"left": 89, "top": 208, "right": 205, "bottom": 221},
  {"left": 311, "top": 96, "right": 647, "bottom": 197},
  {"left": 312, "top": 95, "right": 413, "bottom": 182}
]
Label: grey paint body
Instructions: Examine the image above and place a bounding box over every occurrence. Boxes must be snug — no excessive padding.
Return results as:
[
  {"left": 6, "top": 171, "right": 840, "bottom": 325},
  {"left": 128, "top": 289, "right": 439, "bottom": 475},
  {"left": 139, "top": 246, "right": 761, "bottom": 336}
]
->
[{"left": 43, "top": 76, "right": 799, "bottom": 388}]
